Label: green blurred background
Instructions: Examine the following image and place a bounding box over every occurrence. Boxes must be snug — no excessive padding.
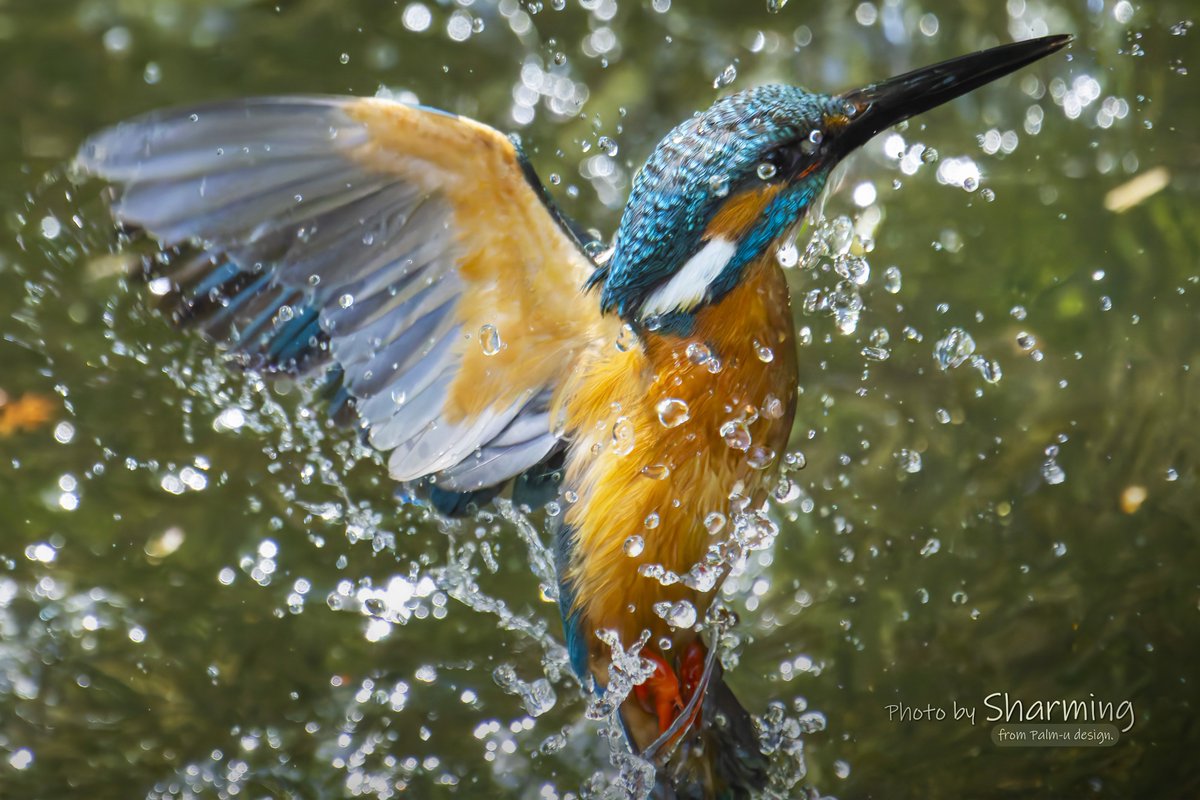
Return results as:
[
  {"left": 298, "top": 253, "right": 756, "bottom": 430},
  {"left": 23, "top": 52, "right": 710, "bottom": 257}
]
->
[{"left": 0, "top": 0, "right": 1197, "bottom": 798}]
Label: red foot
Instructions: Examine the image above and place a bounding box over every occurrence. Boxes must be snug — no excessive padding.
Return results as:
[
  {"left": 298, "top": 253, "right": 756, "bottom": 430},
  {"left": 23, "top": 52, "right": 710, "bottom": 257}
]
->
[
  {"left": 634, "top": 650, "right": 684, "bottom": 733},
  {"left": 634, "top": 642, "right": 710, "bottom": 740}
]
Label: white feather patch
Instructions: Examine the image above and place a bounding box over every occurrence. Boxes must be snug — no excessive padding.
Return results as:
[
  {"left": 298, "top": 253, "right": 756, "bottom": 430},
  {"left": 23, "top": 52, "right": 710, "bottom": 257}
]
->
[{"left": 639, "top": 237, "right": 736, "bottom": 319}]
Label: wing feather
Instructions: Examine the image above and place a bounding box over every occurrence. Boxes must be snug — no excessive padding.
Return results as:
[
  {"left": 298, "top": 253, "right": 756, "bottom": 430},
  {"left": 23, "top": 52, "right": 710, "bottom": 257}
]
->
[{"left": 76, "top": 96, "right": 601, "bottom": 493}]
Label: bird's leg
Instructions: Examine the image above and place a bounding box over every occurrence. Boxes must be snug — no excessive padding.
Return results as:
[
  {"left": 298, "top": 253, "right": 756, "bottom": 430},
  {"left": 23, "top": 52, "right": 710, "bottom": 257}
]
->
[{"left": 633, "top": 650, "right": 685, "bottom": 734}]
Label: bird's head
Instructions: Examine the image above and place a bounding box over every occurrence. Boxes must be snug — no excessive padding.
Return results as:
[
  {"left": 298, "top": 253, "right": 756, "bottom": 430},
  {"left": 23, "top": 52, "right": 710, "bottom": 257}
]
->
[{"left": 594, "top": 35, "right": 1070, "bottom": 334}]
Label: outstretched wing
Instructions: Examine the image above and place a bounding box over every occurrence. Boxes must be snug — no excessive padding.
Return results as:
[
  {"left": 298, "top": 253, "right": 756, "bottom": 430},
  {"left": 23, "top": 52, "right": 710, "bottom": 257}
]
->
[{"left": 75, "top": 96, "right": 601, "bottom": 492}]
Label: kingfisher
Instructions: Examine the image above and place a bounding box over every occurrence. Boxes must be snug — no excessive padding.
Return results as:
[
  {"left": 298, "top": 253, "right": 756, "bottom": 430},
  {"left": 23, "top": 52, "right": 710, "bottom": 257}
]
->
[{"left": 74, "top": 35, "right": 1069, "bottom": 798}]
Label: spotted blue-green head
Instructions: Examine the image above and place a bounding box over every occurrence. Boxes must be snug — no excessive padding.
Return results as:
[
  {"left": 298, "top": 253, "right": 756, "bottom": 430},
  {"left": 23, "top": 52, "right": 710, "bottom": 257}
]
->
[{"left": 595, "top": 34, "right": 1071, "bottom": 333}]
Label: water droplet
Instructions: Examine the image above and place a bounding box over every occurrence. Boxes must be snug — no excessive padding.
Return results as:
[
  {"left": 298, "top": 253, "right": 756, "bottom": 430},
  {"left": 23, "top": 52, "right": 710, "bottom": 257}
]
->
[
  {"left": 935, "top": 408, "right": 951, "bottom": 424},
  {"left": 766, "top": 0, "right": 787, "bottom": 12},
  {"left": 735, "top": 514, "right": 778, "bottom": 550},
  {"left": 339, "top": 52, "right": 350, "bottom": 65},
  {"left": 713, "top": 63, "right": 737, "bottom": 89},
  {"left": 756, "top": 161, "right": 778, "bottom": 181},
  {"left": 522, "top": 678, "right": 557, "bottom": 716},
  {"left": 611, "top": 416, "right": 635, "bottom": 456},
  {"left": 861, "top": 346, "right": 890, "bottom": 362},
  {"left": 934, "top": 327, "right": 975, "bottom": 370},
  {"left": 708, "top": 174, "right": 730, "bottom": 197},
  {"left": 704, "top": 512, "right": 726, "bottom": 535},
  {"left": 828, "top": 215, "right": 854, "bottom": 254},
  {"left": 919, "top": 538, "right": 941, "bottom": 557},
  {"left": 493, "top": 663, "right": 518, "bottom": 690},
  {"left": 774, "top": 477, "right": 801, "bottom": 503},
  {"left": 615, "top": 323, "right": 637, "bottom": 352},
  {"left": 746, "top": 446, "right": 776, "bottom": 470},
  {"left": 338, "top": 293, "right": 355, "bottom": 309},
  {"left": 641, "top": 463, "right": 670, "bottom": 480},
  {"left": 776, "top": 240, "right": 799, "bottom": 268},
  {"left": 763, "top": 394, "right": 785, "bottom": 419},
  {"left": 1042, "top": 460, "right": 1066, "bottom": 485},
  {"left": 784, "top": 451, "right": 807, "bottom": 470},
  {"left": 951, "top": 590, "right": 969, "bottom": 605},
  {"left": 655, "top": 600, "right": 697, "bottom": 629},
  {"left": 644, "top": 513, "right": 660, "bottom": 530},
  {"left": 214, "top": 407, "right": 246, "bottom": 432},
  {"left": 623, "top": 535, "right": 645, "bottom": 557},
  {"left": 686, "top": 342, "right": 712, "bottom": 366},
  {"left": 970, "top": 355, "right": 1003, "bottom": 384},
  {"left": 683, "top": 564, "right": 720, "bottom": 592},
  {"left": 895, "top": 448, "right": 923, "bottom": 474},
  {"left": 836, "top": 254, "right": 870, "bottom": 286},
  {"left": 720, "top": 420, "right": 752, "bottom": 451},
  {"left": 656, "top": 398, "right": 690, "bottom": 428},
  {"left": 883, "top": 265, "right": 902, "bottom": 293},
  {"left": 479, "top": 324, "right": 502, "bottom": 355},
  {"left": 754, "top": 340, "right": 775, "bottom": 362},
  {"left": 540, "top": 732, "right": 567, "bottom": 754},
  {"left": 40, "top": 215, "right": 61, "bottom": 239}
]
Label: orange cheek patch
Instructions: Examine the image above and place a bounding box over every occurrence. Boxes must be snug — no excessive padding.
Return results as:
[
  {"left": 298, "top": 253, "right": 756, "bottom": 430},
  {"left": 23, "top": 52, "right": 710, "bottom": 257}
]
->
[{"left": 703, "top": 185, "right": 781, "bottom": 241}]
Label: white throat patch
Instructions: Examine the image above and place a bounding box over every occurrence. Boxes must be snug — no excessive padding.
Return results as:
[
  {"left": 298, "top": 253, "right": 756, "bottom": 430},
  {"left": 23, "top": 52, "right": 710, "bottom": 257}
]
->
[{"left": 639, "top": 237, "right": 736, "bottom": 319}]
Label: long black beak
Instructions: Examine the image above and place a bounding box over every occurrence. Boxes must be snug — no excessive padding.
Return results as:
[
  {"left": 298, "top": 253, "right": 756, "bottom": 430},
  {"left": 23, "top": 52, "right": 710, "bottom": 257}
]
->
[{"left": 834, "top": 34, "right": 1072, "bottom": 154}]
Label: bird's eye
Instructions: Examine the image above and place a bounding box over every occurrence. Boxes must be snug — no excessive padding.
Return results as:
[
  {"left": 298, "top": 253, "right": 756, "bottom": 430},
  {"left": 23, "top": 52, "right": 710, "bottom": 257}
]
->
[{"left": 756, "top": 143, "right": 812, "bottom": 183}]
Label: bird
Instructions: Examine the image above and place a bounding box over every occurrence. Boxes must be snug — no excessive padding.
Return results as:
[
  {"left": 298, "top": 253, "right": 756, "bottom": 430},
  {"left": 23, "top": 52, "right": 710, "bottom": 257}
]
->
[{"left": 73, "top": 34, "right": 1070, "bottom": 798}]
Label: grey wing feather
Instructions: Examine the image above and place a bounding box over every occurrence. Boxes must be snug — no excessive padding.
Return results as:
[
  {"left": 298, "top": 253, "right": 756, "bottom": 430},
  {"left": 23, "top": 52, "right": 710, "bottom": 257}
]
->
[{"left": 437, "top": 393, "right": 561, "bottom": 492}]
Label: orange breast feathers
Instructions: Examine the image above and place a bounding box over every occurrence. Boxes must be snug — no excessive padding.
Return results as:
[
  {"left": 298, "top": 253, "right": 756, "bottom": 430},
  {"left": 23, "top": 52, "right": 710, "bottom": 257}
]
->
[{"left": 554, "top": 253, "right": 798, "bottom": 677}]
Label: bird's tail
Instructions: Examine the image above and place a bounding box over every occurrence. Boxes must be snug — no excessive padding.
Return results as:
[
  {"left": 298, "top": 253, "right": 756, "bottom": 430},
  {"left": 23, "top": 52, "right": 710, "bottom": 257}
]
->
[{"left": 655, "top": 664, "right": 768, "bottom": 799}]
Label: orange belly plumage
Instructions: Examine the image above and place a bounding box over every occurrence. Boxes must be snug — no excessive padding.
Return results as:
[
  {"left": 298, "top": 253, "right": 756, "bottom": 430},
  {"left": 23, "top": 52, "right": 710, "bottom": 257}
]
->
[{"left": 556, "top": 252, "right": 798, "bottom": 680}]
